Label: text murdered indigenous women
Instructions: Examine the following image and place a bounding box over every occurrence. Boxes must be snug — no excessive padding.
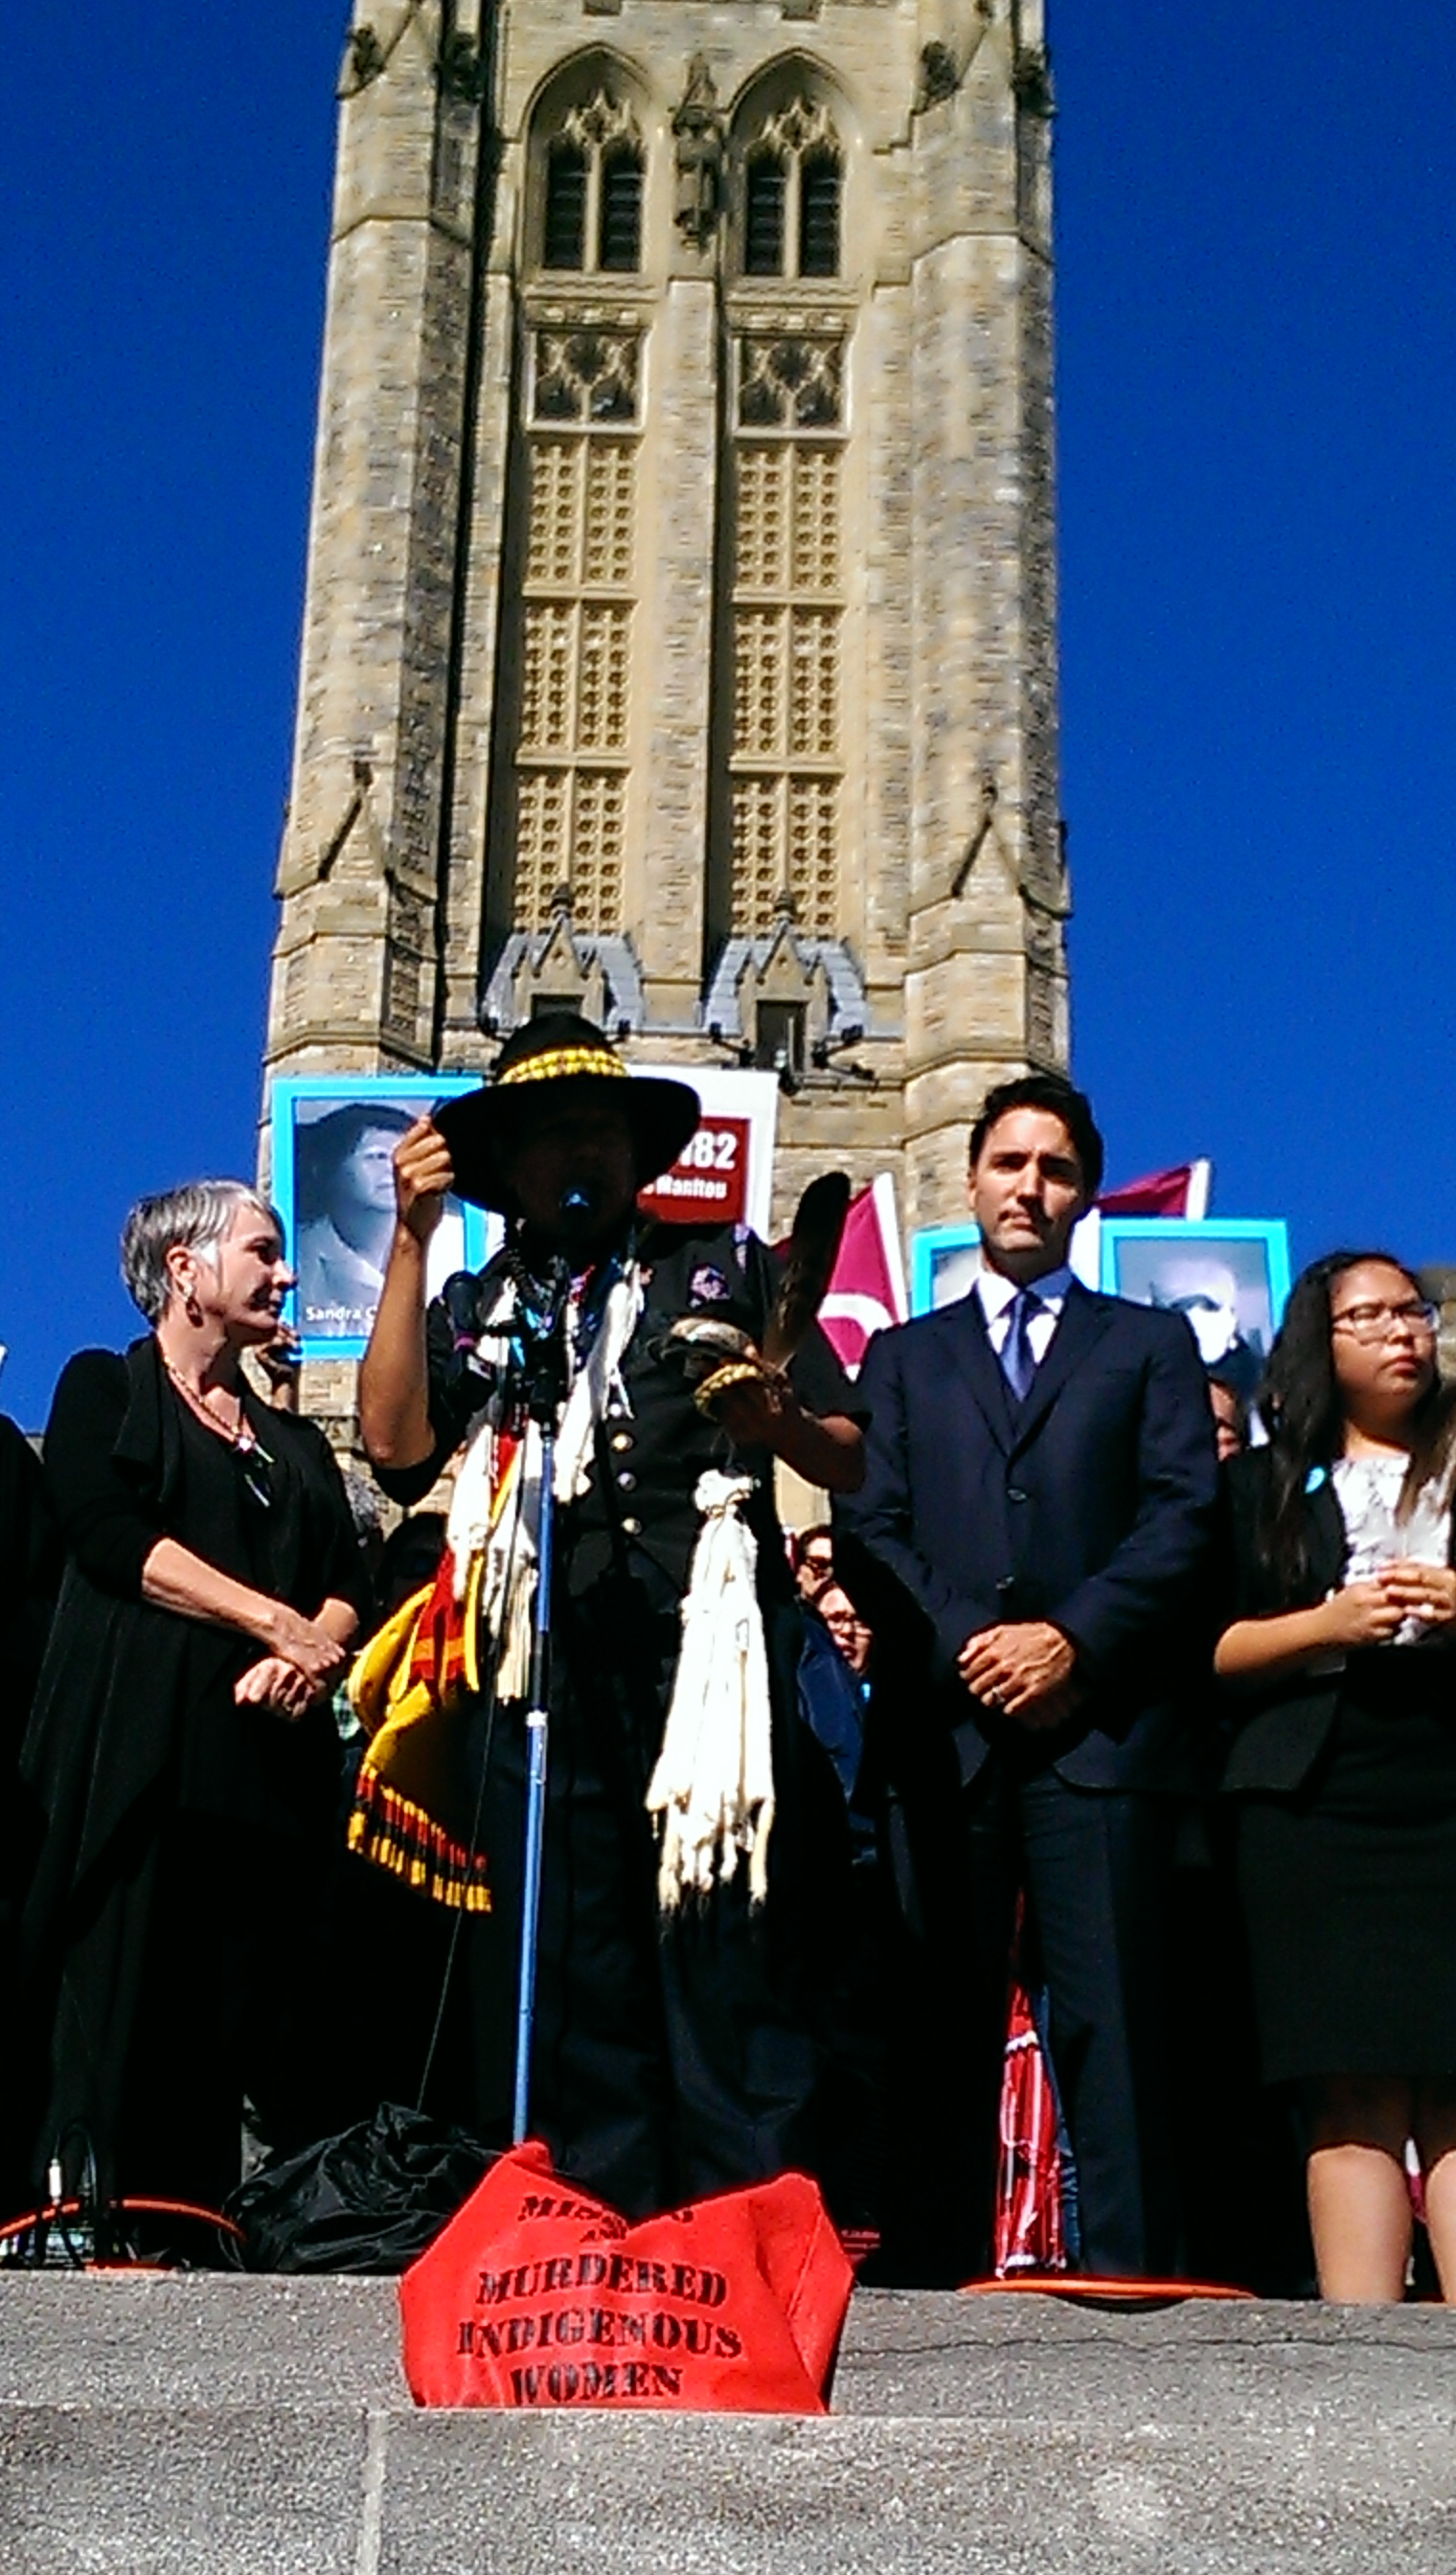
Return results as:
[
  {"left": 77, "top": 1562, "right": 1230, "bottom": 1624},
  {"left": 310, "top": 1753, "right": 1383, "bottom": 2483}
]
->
[
  {"left": 462, "top": 2227, "right": 745, "bottom": 2405},
  {"left": 399, "top": 2148, "right": 852, "bottom": 2412}
]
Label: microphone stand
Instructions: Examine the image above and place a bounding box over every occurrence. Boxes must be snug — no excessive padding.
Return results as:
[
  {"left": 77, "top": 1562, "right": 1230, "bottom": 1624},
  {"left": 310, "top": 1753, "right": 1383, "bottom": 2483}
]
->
[{"left": 508, "top": 1252, "right": 574, "bottom": 2146}]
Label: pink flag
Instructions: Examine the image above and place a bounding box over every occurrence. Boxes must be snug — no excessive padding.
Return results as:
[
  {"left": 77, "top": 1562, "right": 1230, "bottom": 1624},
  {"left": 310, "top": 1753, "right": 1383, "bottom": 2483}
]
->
[
  {"left": 816, "top": 1174, "right": 908, "bottom": 1377},
  {"left": 1099, "top": 1159, "right": 1212, "bottom": 1220}
]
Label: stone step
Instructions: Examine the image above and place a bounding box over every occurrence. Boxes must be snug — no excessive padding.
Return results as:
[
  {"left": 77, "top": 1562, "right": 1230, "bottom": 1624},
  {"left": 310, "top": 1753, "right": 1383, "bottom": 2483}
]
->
[{"left": 3, "top": 2278, "right": 1455, "bottom": 2572}]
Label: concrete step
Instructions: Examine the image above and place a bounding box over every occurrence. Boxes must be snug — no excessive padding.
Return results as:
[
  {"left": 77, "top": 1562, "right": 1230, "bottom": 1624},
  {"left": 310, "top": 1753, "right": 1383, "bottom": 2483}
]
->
[{"left": 3, "top": 2277, "right": 1455, "bottom": 2572}]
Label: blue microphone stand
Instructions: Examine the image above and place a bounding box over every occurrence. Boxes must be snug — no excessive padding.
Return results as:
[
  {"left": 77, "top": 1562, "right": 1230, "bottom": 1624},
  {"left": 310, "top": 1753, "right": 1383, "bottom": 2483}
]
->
[{"left": 508, "top": 1237, "right": 581, "bottom": 2145}]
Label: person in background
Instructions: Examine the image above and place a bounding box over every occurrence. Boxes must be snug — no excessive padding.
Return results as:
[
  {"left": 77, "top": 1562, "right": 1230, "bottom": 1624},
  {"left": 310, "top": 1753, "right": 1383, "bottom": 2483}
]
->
[
  {"left": 791, "top": 1524, "right": 835, "bottom": 1605},
  {"left": 1217, "top": 1251, "right": 1456, "bottom": 2301},
  {"left": 1208, "top": 1374, "right": 1250, "bottom": 1465},
  {"left": 0, "top": 1412, "right": 60, "bottom": 2207},
  {"left": 19, "top": 1182, "right": 369, "bottom": 2209},
  {"left": 795, "top": 1578, "right": 885, "bottom": 2237},
  {"left": 837, "top": 1073, "right": 1218, "bottom": 2282}
]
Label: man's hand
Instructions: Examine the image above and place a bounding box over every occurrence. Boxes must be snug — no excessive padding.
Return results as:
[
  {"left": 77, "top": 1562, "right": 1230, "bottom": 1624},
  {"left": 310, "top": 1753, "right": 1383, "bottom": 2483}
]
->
[
  {"left": 958, "top": 1622, "right": 1081, "bottom": 1728},
  {"left": 394, "top": 1117, "right": 455, "bottom": 1244},
  {"left": 711, "top": 1361, "right": 792, "bottom": 1450}
]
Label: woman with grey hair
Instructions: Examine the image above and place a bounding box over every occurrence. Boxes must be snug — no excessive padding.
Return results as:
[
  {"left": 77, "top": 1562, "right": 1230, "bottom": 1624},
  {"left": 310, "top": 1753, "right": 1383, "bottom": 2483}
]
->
[{"left": 18, "top": 1180, "right": 370, "bottom": 2215}]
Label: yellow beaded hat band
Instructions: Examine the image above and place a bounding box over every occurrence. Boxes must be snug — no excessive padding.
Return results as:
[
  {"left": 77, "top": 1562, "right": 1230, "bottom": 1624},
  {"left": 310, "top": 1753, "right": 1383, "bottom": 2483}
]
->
[
  {"left": 434, "top": 1014, "right": 701, "bottom": 1214},
  {"left": 496, "top": 1042, "right": 628, "bottom": 1089}
]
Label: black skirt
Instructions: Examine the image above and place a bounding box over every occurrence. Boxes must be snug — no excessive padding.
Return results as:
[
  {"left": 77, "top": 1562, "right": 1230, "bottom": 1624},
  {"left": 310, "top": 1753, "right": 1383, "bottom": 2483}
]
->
[{"left": 1236, "top": 1651, "right": 1456, "bottom": 2085}]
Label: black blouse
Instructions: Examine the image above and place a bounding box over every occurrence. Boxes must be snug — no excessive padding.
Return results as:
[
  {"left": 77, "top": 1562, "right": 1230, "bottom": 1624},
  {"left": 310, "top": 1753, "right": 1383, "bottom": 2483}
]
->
[{"left": 37, "top": 1343, "right": 368, "bottom": 1834}]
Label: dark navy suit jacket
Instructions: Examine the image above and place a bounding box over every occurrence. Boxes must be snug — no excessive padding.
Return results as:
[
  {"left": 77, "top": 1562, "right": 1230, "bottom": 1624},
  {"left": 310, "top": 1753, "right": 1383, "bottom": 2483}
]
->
[{"left": 835, "top": 1279, "right": 1219, "bottom": 1790}]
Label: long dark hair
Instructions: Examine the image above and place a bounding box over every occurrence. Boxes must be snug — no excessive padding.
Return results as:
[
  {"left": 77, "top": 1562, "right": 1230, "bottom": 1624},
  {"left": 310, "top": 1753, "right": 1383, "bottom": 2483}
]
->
[{"left": 1256, "top": 1249, "right": 1456, "bottom": 1597}]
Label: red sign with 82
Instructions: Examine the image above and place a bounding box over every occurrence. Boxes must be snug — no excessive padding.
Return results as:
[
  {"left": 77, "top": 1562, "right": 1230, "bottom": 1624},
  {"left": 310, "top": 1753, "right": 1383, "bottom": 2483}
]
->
[{"left": 636, "top": 1116, "right": 750, "bottom": 1226}]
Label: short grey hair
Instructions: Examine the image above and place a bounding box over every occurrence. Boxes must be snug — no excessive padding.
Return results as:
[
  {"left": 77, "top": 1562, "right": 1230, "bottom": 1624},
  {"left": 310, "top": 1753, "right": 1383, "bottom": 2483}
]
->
[{"left": 121, "top": 1180, "right": 282, "bottom": 1324}]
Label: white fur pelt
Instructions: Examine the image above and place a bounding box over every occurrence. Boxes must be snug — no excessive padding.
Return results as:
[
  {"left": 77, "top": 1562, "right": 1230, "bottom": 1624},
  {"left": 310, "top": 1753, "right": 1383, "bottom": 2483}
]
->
[{"left": 645, "top": 1470, "right": 776, "bottom": 1911}]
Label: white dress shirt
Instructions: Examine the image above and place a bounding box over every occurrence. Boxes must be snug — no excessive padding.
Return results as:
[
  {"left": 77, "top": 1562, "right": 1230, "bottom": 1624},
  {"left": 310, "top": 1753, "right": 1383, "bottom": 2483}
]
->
[{"left": 974, "top": 1262, "right": 1074, "bottom": 1370}]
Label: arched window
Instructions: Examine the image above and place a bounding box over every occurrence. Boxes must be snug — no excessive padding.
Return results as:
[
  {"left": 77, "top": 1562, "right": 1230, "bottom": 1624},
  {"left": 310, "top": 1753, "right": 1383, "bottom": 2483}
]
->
[
  {"left": 598, "top": 142, "right": 643, "bottom": 272},
  {"left": 735, "top": 99, "right": 842, "bottom": 283},
  {"left": 744, "top": 152, "right": 786, "bottom": 275},
  {"left": 798, "top": 148, "right": 840, "bottom": 278},
  {"left": 543, "top": 138, "right": 588, "bottom": 270},
  {"left": 536, "top": 91, "right": 645, "bottom": 277}
]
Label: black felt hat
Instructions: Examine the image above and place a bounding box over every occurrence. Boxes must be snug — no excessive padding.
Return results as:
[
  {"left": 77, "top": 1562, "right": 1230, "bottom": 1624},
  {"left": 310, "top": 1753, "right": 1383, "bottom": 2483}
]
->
[{"left": 434, "top": 1014, "right": 701, "bottom": 1214}]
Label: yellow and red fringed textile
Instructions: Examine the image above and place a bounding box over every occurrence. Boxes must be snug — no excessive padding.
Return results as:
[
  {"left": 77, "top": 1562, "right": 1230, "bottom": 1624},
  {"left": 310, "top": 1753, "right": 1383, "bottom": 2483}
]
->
[{"left": 347, "top": 1547, "right": 495, "bottom": 1913}]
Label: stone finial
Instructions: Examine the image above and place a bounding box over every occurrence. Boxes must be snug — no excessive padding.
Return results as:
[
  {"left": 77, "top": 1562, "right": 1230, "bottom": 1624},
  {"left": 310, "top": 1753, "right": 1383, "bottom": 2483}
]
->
[
  {"left": 338, "top": 26, "right": 386, "bottom": 97},
  {"left": 671, "top": 56, "right": 726, "bottom": 250},
  {"left": 917, "top": 41, "right": 962, "bottom": 109},
  {"left": 1012, "top": 41, "right": 1054, "bottom": 116}
]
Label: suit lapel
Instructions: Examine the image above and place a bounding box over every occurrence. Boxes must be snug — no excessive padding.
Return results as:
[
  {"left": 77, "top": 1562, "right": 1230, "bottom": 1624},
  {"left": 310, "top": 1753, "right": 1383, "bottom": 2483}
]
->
[
  {"left": 1307, "top": 1476, "right": 1347, "bottom": 1591},
  {"left": 940, "top": 1294, "right": 1013, "bottom": 1455},
  {"left": 1009, "top": 1279, "right": 1115, "bottom": 1456}
]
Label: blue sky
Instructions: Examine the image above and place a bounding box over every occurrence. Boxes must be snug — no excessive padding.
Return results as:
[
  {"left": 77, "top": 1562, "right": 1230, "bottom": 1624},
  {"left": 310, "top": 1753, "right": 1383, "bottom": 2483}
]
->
[{"left": 3, "top": 6, "right": 1453, "bottom": 1426}]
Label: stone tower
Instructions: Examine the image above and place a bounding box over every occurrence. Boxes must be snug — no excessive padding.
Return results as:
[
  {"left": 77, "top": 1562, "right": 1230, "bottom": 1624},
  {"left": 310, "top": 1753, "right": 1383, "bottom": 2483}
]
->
[{"left": 266, "top": 0, "right": 1069, "bottom": 1239}]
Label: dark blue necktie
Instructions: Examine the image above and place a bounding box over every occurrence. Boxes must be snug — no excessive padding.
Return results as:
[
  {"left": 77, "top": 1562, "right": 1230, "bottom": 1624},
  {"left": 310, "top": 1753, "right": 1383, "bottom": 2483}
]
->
[{"left": 1000, "top": 1288, "right": 1043, "bottom": 1404}]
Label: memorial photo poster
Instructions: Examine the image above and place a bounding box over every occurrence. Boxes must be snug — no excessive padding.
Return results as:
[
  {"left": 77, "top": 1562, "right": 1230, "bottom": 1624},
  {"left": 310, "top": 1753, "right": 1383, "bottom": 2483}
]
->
[
  {"left": 272, "top": 1064, "right": 780, "bottom": 1357},
  {"left": 1101, "top": 1219, "right": 1291, "bottom": 1400},
  {"left": 909, "top": 1214, "right": 1102, "bottom": 1316},
  {"left": 271, "top": 1077, "right": 496, "bottom": 1359}
]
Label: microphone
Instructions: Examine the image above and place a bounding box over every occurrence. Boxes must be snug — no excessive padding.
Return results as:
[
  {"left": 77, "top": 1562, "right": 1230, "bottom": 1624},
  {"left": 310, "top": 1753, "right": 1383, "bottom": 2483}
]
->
[{"left": 558, "top": 1183, "right": 599, "bottom": 1244}]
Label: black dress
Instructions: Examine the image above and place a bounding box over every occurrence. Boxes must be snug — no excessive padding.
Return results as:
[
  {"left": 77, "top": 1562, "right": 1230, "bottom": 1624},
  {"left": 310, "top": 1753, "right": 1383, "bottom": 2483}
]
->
[
  {"left": 374, "top": 1219, "right": 867, "bottom": 2218},
  {"left": 1222, "top": 1450, "right": 1456, "bottom": 2085},
  {"left": 19, "top": 1339, "right": 369, "bottom": 2207}
]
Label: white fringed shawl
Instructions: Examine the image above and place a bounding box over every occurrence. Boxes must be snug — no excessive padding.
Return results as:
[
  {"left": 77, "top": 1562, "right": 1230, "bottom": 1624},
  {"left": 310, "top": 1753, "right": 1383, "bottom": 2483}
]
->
[{"left": 645, "top": 1470, "right": 776, "bottom": 1911}]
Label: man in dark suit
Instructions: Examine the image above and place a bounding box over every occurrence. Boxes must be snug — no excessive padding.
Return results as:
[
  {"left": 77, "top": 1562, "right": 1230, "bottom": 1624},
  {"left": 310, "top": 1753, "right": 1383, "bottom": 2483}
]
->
[{"left": 837, "top": 1075, "right": 1218, "bottom": 2280}]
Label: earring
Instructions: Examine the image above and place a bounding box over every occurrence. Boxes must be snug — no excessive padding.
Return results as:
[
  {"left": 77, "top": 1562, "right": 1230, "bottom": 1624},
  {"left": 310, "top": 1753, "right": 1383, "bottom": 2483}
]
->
[{"left": 184, "top": 1290, "right": 204, "bottom": 1328}]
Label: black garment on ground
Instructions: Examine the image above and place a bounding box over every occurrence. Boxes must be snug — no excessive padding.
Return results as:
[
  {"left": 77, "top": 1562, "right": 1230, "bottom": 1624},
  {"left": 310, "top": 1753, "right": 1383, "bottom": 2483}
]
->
[
  {"left": 1221, "top": 1447, "right": 1456, "bottom": 2085},
  {"left": 19, "top": 1338, "right": 369, "bottom": 2202},
  {"left": 375, "top": 1219, "right": 866, "bottom": 2218},
  {"left": 225, "top": 2102, "right": 496, "bottom": 2274}
]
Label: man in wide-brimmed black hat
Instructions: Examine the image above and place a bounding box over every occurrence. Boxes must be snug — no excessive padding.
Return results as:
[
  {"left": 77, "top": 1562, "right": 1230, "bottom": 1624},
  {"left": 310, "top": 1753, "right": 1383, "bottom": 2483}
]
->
[{"left": 356, "top": 1014, "right": 866, "bottom": 2216}]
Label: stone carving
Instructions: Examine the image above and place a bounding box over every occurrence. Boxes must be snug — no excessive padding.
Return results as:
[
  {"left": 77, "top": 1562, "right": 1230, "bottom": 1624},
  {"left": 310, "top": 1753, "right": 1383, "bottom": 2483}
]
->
[
  {"left": 338, "top": 26, "right": 386, "bottom": 95},
  {"left": 337, "top": 2, "right": 429, "bottom": 99},
  {"left": 918, "top": 41, "right": 961, "bottom": 108},
  {"left": 738, "top": 335, "right": 843, "bottom": 429},
  {"left": 533, "top": 330, "right": 640, "bottom": 424},
  {"left": 562, "top": 88, "right": 640, "bottom": 152},
  {"left": 438, "top": 30, "right": 486, "bottom": 103},
  {"left": 754, "top": 97, "right": 838, "bottom": 157},
  {"left": 1012, "top": 41, "right": 1054, "bottom": 115},
  {"left": 671, "top": 56, "right": 726, "bottom": 249}
]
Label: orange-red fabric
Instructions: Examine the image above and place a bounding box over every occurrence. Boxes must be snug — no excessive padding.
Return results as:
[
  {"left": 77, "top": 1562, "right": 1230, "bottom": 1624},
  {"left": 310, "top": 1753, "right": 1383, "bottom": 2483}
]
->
[{"left": 399, "top": 2141, "right": 853, "bottom": 2413}]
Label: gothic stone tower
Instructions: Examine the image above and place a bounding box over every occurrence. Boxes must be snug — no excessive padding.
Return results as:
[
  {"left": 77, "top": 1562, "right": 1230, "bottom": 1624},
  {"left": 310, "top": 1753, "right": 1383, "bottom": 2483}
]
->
[{"left": 266, "top": 0, "right": 1069, "bottom": 1238}]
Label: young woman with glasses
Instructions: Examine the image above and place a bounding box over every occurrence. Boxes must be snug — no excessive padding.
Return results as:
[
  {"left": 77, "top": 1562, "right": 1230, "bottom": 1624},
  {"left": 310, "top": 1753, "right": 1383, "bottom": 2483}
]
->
[{"left": 1217, "top": 1251, "right": 1456, "bottom": 2299}]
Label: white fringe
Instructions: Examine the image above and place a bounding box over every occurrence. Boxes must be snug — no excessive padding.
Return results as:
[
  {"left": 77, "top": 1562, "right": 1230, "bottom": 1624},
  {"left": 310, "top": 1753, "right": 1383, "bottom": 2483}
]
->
[{"left": 645, "top": 1471, "right": 776, "bottom": 1912}]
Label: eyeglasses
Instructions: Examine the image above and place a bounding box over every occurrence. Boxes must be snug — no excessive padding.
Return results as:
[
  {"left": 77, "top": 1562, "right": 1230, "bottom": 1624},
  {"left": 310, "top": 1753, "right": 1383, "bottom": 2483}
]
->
[{"left": 1330, "top": 1300, "right": 1439, "bottom": 1345}]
